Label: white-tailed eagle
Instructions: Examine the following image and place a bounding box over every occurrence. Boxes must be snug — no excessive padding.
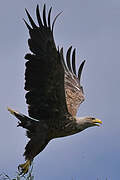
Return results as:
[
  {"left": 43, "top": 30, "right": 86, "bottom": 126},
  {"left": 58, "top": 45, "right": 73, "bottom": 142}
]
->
[{"left": 8, "top": 4, "right": 102, "bottom": 175}]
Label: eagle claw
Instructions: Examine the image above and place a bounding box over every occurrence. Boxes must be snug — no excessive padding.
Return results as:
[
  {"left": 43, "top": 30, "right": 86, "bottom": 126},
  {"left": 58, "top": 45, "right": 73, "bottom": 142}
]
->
[{"left": 18, "top": 160, "right": 31, "bottom": 175}]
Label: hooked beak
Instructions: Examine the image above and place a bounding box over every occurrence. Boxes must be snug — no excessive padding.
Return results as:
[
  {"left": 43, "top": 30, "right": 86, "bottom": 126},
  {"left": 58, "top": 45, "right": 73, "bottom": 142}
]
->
[{"left": 92, "top": 118, "right": 102, "bottom": 127}]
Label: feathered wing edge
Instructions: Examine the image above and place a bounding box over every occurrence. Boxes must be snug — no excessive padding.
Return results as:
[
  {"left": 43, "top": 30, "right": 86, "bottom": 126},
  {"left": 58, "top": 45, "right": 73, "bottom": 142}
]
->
[
  {"left": 24, "top": 4, "right": 85, "bottom": 86},
  {"left": 60, "top": 46, "right": 85, "bottom": 84},
  {"left": 60, "top": 47, "right": 86, "bottom": 116},
  {"left": 24, "top": 3, "right": 85, "bottom": 117},
  {"left": 23, "top": 4, "right": 62, "bottom": 33},
  {"left": 24, "top": 4, "right": 70, "bottom": 120}
]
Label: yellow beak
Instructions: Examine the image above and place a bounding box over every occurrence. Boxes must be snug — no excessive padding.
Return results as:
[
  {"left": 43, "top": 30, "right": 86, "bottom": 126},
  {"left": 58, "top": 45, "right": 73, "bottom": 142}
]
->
[{"left": 92, "top": 118, "right": 102, "bottom": 126}]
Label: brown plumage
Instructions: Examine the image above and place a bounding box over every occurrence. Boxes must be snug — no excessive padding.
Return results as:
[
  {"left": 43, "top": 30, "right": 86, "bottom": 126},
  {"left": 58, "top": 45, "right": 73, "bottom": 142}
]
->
[{"left": 8, "top": 4, "right": 102, "bottom": 175}]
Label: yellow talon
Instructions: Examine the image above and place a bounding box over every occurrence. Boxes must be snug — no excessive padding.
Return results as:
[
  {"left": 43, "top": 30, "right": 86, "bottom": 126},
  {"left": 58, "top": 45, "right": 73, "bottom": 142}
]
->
[{"left": 18, "top": 160, "right": 31, "bottom": 175}]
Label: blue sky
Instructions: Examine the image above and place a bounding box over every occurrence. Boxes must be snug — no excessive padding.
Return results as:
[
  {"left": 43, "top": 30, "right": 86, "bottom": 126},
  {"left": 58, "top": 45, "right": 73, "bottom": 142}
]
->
[{"left": 0, "top": 0, "right": 120, "bottom": 179}]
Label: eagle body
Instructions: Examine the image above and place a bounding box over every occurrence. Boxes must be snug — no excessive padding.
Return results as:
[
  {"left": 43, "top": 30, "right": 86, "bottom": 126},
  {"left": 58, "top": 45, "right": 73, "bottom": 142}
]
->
[
  {"left": 15, "top": 111, "right": 82, "bottom": 139},
  {"left": 8, "top": 4, "right": 102, "bottom": 175}
]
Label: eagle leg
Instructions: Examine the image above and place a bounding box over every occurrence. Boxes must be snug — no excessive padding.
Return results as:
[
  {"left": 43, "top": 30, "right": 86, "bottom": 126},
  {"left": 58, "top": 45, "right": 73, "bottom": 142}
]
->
[{"left": 18, "top": 159, "right": 32, "bottom": 175}]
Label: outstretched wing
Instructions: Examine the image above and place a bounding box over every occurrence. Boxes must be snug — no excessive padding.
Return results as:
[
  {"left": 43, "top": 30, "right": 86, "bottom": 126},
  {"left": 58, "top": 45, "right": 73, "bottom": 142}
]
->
[
  {"left": 24, "top": 5, "right": 68, "bottom": 120},
  {"left": 61, "top": 46, "right": 85, "bottom": 116}
]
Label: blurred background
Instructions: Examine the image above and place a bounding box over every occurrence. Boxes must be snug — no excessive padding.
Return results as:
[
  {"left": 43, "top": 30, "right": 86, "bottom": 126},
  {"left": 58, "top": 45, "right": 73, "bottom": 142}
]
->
[{"left": 0, "top": 0, "right": 120, "bottom": 179}]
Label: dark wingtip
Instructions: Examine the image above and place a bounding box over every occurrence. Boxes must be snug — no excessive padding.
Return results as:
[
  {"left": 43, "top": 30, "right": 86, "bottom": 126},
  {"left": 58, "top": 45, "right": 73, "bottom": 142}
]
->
[
  {"left": 25, "top": 8, "right": 37, "bottom": 29},
  {"left": 68, "top": 46, "right": 72, "bottom": 50},
  {"left": 23, "top": 18, "right": 31, "bottom": 30},
  {"left": 43, "top": 4, "right": 47, "bottom": 27},
  {"left": 60, "top": 47, "right": 63, "bottom": 55},
  {"left": 78, "top": 60, "right": 86, "bottom": 81},
  {"left": 36, "top": 4, "right": 39, "bottom": 15},
  {"left": 66, "top": 46, "right": 72, "bottom": 73},
  {"left": 36, "top": 4, "right": 39, "bottom": 9},
  {"left": 36, "top": 4, "right": 43, "bottom": 27},
  {"left": 52, "top": 11, "right": 63, "bottom": 32},
  {"left": 60, "top": 47, "right": 64, "bottom": 66},
  {"left": 60, "top": 47, "right": 69, "bottom": 72},
  {"left": 72, "top": 48, "right": 76, "bottom": 75},
  {"left": 48, "top": 7, "right": 52, "bottom": 29}
]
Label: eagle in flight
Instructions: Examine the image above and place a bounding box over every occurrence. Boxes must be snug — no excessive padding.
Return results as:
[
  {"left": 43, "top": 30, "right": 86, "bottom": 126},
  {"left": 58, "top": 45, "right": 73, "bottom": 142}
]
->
[{"left": 8, "top": 4, "right": 102, "bottom": 175}]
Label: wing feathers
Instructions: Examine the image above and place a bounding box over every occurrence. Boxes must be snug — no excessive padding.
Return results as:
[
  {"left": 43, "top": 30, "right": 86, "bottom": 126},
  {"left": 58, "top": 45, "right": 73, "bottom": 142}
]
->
[
  {"left": 65, "top": 46, "right": 85, "bottom": 81},
  {"left": 72, "top": 48, "right": 76, "bottom": 75},
  {"left": 78, "top": 60, "right": 86, "bottom": 81},
  {"left": 24, "top": 5, "right": 85, "bottom": 119},
  {"left": 23, "top": 19, "right": 32, "bottom": 30},
  {"left": 48, "top": 7, "right": 52, "bottom": 29},
  {"left": 25, "top": 9, "right": 37, "bottom": 29},
  {"left": 43, "top": 4, "right": 47, "bottom": 27},
  {"left": 60, "top": 48, "right": 69, "bottom": 73},
  {"left": 25, "top": 4, "right": 62, "bottom": 34},
  {"left": 66, "top": 46, "right": 72, "bottom": 73},
  {"left": 52, "top": 11, "right": 63, "bottom": 32},
  {"left": 63, "top": 47, "right": 85, "bottom": 116},
  {"left": 24, "top": 5, "right": 69, "bottom": 120},
  {"left": 26, "top": 4, "right": 53, "bottom": 31},
  {"left": 36, "top": 5, "right": 43, "bottom": 27}
]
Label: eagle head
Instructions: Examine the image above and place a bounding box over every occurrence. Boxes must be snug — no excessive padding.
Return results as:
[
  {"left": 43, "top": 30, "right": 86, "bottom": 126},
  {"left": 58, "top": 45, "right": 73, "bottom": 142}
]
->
[{"left": 75, "top": 116, "right": 102, "bottom": 131}]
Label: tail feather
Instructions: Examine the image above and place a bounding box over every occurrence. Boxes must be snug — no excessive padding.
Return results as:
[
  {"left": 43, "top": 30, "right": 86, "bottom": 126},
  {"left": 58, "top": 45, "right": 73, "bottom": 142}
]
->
[
  {"left": 7, "top": 107, "right": 39, "bottom": 130},
  {"left": 8, "top": 108, "right": 50, "bottom": 161}
]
